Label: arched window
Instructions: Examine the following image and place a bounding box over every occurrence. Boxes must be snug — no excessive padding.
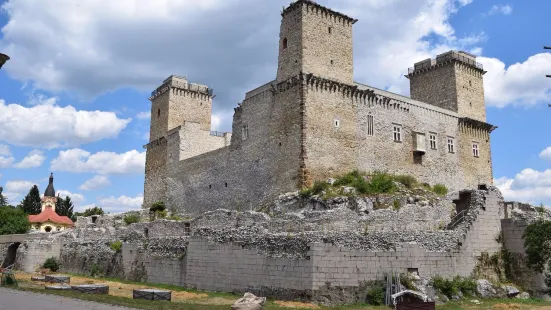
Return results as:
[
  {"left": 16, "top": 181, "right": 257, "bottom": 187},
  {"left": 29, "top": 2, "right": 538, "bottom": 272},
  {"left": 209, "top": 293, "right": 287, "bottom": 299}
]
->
[
  {"left": 45, "top": 226, "right": 52, "bottom": 233},
  {"left": 282, "top": 38, "right": 288, "bottom": 49},
  {"left": 157, "top": 109, "right": 161, "bottom": 118}
]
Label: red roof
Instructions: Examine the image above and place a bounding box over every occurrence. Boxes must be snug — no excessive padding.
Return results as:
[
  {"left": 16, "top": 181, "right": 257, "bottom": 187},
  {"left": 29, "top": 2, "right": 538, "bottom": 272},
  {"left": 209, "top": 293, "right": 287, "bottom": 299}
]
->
[{"left": 28, "top": 207, "right": 74, "bottom": 226}]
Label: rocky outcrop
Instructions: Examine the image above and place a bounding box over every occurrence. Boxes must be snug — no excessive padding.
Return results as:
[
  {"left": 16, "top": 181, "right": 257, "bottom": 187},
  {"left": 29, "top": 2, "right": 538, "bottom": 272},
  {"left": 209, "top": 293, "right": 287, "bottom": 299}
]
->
[{"left": 231, "top": 292, "right": 266, "bottom": 310}]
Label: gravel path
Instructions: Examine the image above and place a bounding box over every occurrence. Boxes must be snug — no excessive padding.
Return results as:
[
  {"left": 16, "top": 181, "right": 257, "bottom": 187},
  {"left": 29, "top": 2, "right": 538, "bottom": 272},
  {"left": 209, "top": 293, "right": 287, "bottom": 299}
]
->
[{"left": 0, "top": 287, "right": 136, "bottom": 310}]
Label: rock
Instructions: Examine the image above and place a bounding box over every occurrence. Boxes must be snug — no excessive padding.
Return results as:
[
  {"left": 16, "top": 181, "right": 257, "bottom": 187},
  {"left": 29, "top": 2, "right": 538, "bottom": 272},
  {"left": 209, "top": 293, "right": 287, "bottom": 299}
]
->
[
  {"left": 516, "top": 292, "right": 530, "bottom": 300},
  {"left": 327, "top": 178, "right": 336, "bottom": 185},
  {"left": 504, "top": 285, "right": 520, "bottom": 298},
  {"left": 354, "top": 197, "right": 373, "bottom": 214},
  {"left": 232, "top": 292, "right": 266, "bottom": 310},
  {"left": 477, "top": 279, "right": 496, "bottom": 298},
  {"left": 407, "top": 196, "right": 415, "bottom": 204},
  {"left": 342, "top": 187, "right": 356, "bottom": 195},
  {"left": 470, "top": 299, "right": 481, "bottom": 304}
]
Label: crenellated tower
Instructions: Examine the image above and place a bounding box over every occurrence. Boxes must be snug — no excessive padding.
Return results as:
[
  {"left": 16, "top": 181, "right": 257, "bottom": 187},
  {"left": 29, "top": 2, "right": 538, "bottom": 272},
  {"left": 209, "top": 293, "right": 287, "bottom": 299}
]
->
[
  {"left": 406, "top": 50, "right": 487, "bottom": 122},
  {"left": 144, "top": 75, "right": 214, "bottom": 207},
  {"left": 276, "top": 0, "right": 357, "bottom": 84}
]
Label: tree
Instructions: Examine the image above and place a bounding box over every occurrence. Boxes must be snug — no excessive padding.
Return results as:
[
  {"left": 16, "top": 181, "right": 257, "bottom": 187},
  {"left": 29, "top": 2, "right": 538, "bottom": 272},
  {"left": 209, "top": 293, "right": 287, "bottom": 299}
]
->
[
  {"left": 82, "top": 206, "right": 104, "bottom": 217},
  {"left": 55, "top": 195, "right": 74, "bottom": 218},
  {"left": 0, "top": 186, "right": 7, "bottom": 207},
  {"left": 20, "top": 185, "right": 42, "bottom": 215},
  {"left": 0, "top": 206, "right": 30, "bottom": 235},
  {"left": 523, "top": 219, "right": 551, "bottom": 273}
]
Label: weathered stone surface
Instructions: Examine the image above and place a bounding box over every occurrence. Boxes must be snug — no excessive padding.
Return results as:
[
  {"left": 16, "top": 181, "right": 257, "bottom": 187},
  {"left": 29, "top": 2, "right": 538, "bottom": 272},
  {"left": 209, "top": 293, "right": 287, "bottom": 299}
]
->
[
  {"left": 504, "top": 285, "right": 520, "bottom": 298},
  {"left": 516, "top": 292, "right": 530, "bottom": 300},
  {"left": 476, "top": 280, "right": 496, "bottom": 298},
  {"left": 231, "top": 292, "right": 266, "bottom": 310}
]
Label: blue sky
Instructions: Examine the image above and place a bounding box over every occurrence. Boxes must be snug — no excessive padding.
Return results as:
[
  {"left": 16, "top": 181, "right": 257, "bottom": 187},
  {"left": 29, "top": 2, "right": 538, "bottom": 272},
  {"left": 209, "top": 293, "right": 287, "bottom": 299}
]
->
[{"left": 0, "top": 0, "right": 550, "bottom": 212}]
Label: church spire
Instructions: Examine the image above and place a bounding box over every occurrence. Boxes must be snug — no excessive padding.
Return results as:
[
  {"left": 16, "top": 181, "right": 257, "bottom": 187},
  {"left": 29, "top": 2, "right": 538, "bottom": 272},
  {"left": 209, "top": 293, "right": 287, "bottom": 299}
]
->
[{"left": 44, "top": 173, "right": 55, "bottom": 197}]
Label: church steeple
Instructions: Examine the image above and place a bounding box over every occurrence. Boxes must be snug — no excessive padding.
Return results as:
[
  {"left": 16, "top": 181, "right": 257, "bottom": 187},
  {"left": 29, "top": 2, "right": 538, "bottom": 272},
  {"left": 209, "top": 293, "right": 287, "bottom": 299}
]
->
[{"left": 44, "top": 173, "right": 55, "bottom": 197}]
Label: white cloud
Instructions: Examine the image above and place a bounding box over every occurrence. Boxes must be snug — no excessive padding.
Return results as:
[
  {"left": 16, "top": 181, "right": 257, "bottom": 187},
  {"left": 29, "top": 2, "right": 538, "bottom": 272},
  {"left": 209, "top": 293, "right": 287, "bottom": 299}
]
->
[
  {"left": 0, "top": 155, "right": 14, "bottom": 168},
  {"left": 79, "top": 175, "right": 111, "bottom": 191},
  {"left": 495, "top": 169, "right": 551, "bottom": 206},
  {"left": 136, "top": 111, "right": 150, "bottom": 120},
  {"left": 97, "top": 195, "right": 144, "bottom": 213},
  {"left": 487, "top": 4, "right": 513, "bottom": 16},
  {"left": 14, "top": 150, "right": 45, "bottom": 169},
  {"left": 480, "top": 53, "right": 551, "bottom": 108},
  {"left": 0, "top": 98, "right": 132, "bottom": 148},
  {"left": 50, "top": 148, "right": 145, "bottom": 175},
  {"left": 57, "top": 189, "right": 85, "bottom": 205},
  {"left": 0, "top": 145, "right": 11, "bottom": 156},
  {"left": 540, "top": 147, "right": 551, "bottom": 162},
  {"left": 3, "top": 180, "right": 35, "bottom": 204}
]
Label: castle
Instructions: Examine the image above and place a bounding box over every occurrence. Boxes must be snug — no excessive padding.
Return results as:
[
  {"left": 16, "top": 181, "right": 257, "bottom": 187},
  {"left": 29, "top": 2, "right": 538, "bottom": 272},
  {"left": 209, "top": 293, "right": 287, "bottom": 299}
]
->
[{"left": 143, "top": 0, "right": 497, "bottom": 214}]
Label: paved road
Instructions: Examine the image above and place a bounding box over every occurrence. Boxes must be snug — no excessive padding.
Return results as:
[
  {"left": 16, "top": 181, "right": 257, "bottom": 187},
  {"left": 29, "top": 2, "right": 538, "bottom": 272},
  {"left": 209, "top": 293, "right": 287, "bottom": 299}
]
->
[{"left": 0, "top": 288, "right": 135, "bottom": 310}]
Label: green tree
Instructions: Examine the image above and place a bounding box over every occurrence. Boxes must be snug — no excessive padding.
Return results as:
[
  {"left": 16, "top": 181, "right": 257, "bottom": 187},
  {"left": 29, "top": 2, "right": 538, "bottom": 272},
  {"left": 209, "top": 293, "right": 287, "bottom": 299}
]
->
[
  {"left": 0, "top": 186, "right": 8, "bottom": 207},
  {"left": 55, "top": 195, "right": 74, "bottom": 218},
  {"left": 82, "top": 206, "right": 104, "bottom": 217},
  {"left": 523, "top": 219, "right": 551, "bottom": 273},
  {"left": 0, "top": 206, "right": 30, "bottom": 235},
  {"left": 20, "top": 185, "right": 42, "bottom": 215}
]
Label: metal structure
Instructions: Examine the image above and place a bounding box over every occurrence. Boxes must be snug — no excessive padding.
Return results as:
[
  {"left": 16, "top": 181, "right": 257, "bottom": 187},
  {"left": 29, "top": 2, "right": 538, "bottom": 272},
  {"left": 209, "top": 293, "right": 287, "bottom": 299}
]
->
[{"left": 0, "top": 53, "right": 9, "bottom": 69}]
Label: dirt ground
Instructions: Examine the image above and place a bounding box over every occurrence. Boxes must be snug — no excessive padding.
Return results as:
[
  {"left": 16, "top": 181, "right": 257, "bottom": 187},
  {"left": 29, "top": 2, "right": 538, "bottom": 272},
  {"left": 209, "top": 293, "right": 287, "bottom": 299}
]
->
[{"left": 14, "top": 271, "right": 321, "bottom": 309}]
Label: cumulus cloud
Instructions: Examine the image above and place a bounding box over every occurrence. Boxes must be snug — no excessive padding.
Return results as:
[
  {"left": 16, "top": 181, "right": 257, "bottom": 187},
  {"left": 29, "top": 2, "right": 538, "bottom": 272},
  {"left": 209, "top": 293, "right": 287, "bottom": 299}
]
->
[
  {"left": 57, "top": 189, "right": 85, "bottom": 205},
  {"left": 97, "top": 195, "right": 144, "bottom": 213},
  {"left": 0, "top": 0, "right": 488, "bottom": 132},
  {"left": 480, "top": 53, "right": 551, "bottom": 108},
  {"left": 486, "top": 4, "right": 513, "bottom": 16},
  {"left": 495, "top": 169, "right": 551, "bottom": 206},
  {"left": 0, "top": 98, "right": 131, "bottom": 148},
  {"left": 50, "top": 148, "right": 145, "bottom": 175},
  {"left": 3, "top": 180, "right": 35, "bottom": 203},
  {"left": 0, "top": 144, "right": 14, "bottom": 168},
  {"left": 14, "top": 150, "right": 45, "bottom": 169},
  {"left": 79, "top": 175, "right": 111, "bottom": 191},
  {"left": 540, "top": 147, "right": 551, "bottom": 162},
  {"left": 0, "top": 145, "right": 11, "bottom": 156}
]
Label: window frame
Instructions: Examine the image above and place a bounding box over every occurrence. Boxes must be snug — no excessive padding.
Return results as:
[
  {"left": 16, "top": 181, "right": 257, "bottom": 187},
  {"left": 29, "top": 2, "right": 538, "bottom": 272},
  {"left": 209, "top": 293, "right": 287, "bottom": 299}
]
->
[
  {"left": 393, "top": 124, "right": 402, "bottom": 142},
  {"left": 242, "top": 125, "right": 249, "bottom": 140},
  {"left": 429, "top": 132, "right": 437, "bottom": 150},
  {"left": 472, "top": 142, "right": 479, "bottom": 158},
  {"left": 367, "top": 114, "right": 374, "bottom": 136},
  {"left": 447, "top": 136, "right": 455, "bottom": 153}
]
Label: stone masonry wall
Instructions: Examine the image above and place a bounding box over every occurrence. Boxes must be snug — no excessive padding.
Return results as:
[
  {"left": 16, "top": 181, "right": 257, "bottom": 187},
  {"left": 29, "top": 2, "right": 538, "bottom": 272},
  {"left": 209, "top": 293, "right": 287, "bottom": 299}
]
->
[
  {"left": 501, "top": 219, "right": 546, "bottom": 293},
  {"left": 454, "top": 63, "right": 486, "bottom": 122},
  {"left": 410, "top": 64, "right": 458, "bottom": 112},
  {"left": 458, "top": 124, "right": 493, "bottom": 188},
  {"left": 143, "top": 141, "right": 167, "bottom": 207}
]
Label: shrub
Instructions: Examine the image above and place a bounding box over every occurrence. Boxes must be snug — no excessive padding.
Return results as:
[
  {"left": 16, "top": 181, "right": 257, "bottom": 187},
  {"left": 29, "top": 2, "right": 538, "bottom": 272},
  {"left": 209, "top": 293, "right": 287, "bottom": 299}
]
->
[
  {"left": 431, "top": 275, "right": 477, "bottom": 298},
  {"left": 157, "top": 210, "right": 168, "bottom": 219},
  {"left": 393, "top": 199, "right": 401, "bottom": 210},
  {"left": 110, "top": 240, "right": 123, "bottom": 252},
  {"left": 400, "top": 273, "right": 416, "bottom": 290},
  {"left": 0, "top": 206, "right": 30, "bottom": 235},
  {"left": 334, "top": 170, "right": 362, "bottom": 187},
  {"left": 43, "top": 257, "right": 60, "bottom": 272},
  {"left": 432, "top": 184, "right": 449, "bottom": 195},
  {"left": 168, "top": 215, "right": 182, "bottom": 221},
  {"left": 394, "top": 175, "right": 417, "bottom": 189},
  {"left": 367, "top": 171, "right": 396, "bottom": 194},
  {"left": 90, "top": 263, "right": 101, "bottom": 277},
  {"left": 366, "top": 283, "right": 385, "bottom": 305},
  {"left": 150, "top": 201, "right": 166, "bottom": 213},
  {"left": 82, "top": 206, "right": 104, "bottom": 217},
  {"left": 123, "top": 214, "right": 140, "bottom": 225}
]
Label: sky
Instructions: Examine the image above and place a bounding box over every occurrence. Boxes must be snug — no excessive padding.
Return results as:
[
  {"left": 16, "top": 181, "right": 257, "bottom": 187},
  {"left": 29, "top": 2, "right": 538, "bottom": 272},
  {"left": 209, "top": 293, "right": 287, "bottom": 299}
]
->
[{"left": 0, "top": 0, "right": 550, "bottom": 213}]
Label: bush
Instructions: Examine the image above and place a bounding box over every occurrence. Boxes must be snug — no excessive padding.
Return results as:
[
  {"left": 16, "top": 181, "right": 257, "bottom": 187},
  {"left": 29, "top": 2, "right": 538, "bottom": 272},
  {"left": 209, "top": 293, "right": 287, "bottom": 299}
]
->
[
  {"left": 43, "top": 257, "right": 60, "bottom": 272},
  {"left": 334, "top": 170, "right": 362, "bottom": 187},
  {"left": 431, "top": 275, "right": 477, "bottom": 298},
  {"left": 299, "top": 180, "right": 330, "bottom": 198},
  {"left": 366, "top": 283, "right": 385, "bottom": 305},
  {"left": 150, "top": 201, "right": 166, "bottom": 213},
  {"left": 90, "top": 263, "right": 101, "bottom": 277},
  {"left": 394, "top": 175, "right": 417, "bottom": 189},
  {"left": 432, "top": 184, "right": 449, "bottom": 195},
  {"left": 367, "top": 171, "right": 397, "bottom": 194},
  {"left": 168, "top": 215, "right": 182, "bottom": 221},
  {"left": 82, "top": 206, "right": 104, "bottom": 217},
  {"left": 393, "top": 199, "right": 401, "bottom": 210},
  {"left": 110, "top": 240, "right": 123, "bottom": 252},
  {"left": 157, "top": 210, "right": 168, "bottom": 219},
  {"left": 123, "top": 214, "right": 140, "bottom": 225}
]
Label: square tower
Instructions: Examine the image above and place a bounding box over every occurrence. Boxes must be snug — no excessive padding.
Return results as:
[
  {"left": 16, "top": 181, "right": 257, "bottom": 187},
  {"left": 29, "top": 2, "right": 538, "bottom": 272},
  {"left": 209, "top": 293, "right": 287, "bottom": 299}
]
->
[
  {"left": 276, "top": 0, "right": 357, "bottom": 84},
  {"left": 148, "top": 75, "right": 213, "bottom": 142},
  {"left": 406, "top": 51, "right": 487, "bottom": 122}
]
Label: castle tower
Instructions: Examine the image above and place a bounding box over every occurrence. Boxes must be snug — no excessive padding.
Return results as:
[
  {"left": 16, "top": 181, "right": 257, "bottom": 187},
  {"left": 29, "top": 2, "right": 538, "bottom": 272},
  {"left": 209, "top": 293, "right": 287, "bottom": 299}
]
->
[
  {"left": 276, "top": 0, "right": 357, "bottom": 84},
  {"left": 406, "top": 50, "right": 487, "bottom": 122},
  {"left": 144, "top": 75, "right": 214, "bottom": 207}
]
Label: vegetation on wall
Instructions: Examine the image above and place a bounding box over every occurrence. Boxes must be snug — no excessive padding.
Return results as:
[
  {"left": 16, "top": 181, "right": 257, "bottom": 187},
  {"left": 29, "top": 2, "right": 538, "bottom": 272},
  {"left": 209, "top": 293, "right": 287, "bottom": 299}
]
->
[
  {"left": 124, "top": 214, "right": 141, "bottom": 225},
  {"left": 431, "top": 275, "right": 477, "bottom": 299},
  {"left": 0, "top": 206, "right": 30, "bottom": 235},
  {"left": 523, "top": 219, "right": 551, "bottom": 273},
  {"left": 73, "top": 206, "right": 105, "bottom": 221},
  {"left": 432, "top": 184, "right": 449, "bottom": 196},
  {"left": 110, "top": 241, "right": 123, "bottom": 252},
  {"left": 43, "top": 257, "right": 60, "bottom": 272}
]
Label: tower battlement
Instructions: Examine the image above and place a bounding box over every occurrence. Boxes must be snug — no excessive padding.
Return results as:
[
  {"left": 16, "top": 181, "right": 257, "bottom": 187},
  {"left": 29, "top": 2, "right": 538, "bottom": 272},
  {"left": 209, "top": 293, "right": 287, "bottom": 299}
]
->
[
  {"left": 281, "top": 0, "right": 358, "bottom": 25},
  {"left": 407, "top": 50, "right": 485, "bottom": 77},
  {"left": 149, "top": 75, "right": 213, "bottom": 101}
]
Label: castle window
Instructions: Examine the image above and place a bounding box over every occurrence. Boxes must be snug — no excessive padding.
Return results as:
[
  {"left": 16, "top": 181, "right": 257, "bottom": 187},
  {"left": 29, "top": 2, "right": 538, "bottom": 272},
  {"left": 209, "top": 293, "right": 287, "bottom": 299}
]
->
[
  {"left": 209, "top": 184, "right": 212, "bottom": 189},
  {"left": 282, "top": 38, "right": 288, "bottom": 49},
  {"left": 469, "top": 80, "right": 472, "bottom": 87},
  {"left": 367, "top": 115, "right": 374, "bottom": 136},
  {"left": 393, "top": 124, "right": 402, "bottom": 142},
  {"left": 225, "top": 182, "right": 228, "bottom": 188},
  {"left": 334, "top": 119, "right": 340, "bottom": 128},
  {"left": 330, "top": 60, "right": 334, "bottom": 65},
  {"left": 328, "top": 27, "right": 332, "bottom": 34},
  {"left": 429, "top": 133, "right": 437, "bottom": 150},
  {"left": 157, "top": 109, "right": 160, "bottom": 118},
  {"left": 447, "top": 137, "right": 455, "bottom": 153},
  {"left": 472, "top": 142, "right": 479, "bottom": 157},
  {"left": 242, "top": 125, "right": 249, "bottom": 140}
]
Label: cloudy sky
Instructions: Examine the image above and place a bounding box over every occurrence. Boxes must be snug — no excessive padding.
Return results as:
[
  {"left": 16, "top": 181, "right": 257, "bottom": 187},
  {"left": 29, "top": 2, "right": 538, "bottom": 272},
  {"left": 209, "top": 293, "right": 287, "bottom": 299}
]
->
[{"left": 0, "top": 0, "right": 550, "bottom": 213}]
